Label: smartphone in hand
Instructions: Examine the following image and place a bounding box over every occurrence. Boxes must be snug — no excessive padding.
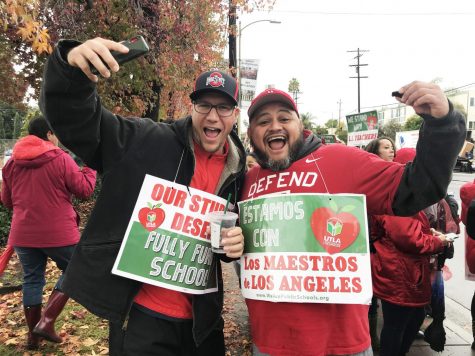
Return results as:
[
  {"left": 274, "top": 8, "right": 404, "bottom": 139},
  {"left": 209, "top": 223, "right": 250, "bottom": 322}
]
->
[
  {"left": 92, "top": 35, "right": 149, "bottom": 75},
  {"left": 445, "top": 233, "right": 459, "bottom": 242}
]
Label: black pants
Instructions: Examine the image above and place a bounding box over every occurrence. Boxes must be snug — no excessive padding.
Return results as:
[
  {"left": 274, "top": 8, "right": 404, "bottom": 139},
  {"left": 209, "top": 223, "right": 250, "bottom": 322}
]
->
[
  {"left": 111, "top": 306, "right": 225, "bottom": 356},
  {"left": 369, "top": 296, "right": 379, "bottom": 316},
  {"left": 379, "top": 300, "right": 425, "bottom": 356}
]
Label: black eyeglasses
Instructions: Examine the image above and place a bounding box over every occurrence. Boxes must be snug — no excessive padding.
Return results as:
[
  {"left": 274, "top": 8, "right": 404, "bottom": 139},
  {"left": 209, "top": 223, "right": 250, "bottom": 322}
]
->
[{"left": 193, "top": 102, "right": 236, "bottom": 117}]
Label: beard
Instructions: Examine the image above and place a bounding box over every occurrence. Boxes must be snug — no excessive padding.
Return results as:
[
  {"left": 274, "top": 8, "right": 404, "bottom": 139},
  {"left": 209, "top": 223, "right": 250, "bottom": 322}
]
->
[{"left": 251, "top": 134, "right": 304, "bottom": 172}]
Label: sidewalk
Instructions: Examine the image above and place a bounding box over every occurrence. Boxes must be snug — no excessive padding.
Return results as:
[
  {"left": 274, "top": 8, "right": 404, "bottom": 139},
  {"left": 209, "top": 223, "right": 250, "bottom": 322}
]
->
[
  {"left": 222, "top": 262, "right": 475, "bottom": 355},
  {"left": 405, "top": 297, "right": 475, "bottom": 356},
  {"left": 366, "top": 294, "right": 474, "bottom": 356}
]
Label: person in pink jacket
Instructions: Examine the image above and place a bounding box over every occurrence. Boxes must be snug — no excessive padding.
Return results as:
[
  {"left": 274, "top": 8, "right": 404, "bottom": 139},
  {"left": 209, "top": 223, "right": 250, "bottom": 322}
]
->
[
  {"left": 460, "top": 179, "right": 475, "bottom": 349},
  {"left": 1, "top": 117, "right": 96, "bottom": 350}
]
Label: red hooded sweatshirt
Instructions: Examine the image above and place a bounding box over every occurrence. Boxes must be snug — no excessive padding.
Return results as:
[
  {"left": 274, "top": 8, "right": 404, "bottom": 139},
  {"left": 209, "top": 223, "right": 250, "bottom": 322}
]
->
[{"left": 1, "top": 135, "right": 96, "bottom": 247}]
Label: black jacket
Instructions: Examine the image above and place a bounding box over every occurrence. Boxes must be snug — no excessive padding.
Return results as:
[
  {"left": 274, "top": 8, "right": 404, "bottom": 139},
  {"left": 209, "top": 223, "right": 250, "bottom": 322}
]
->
[{"left": 40, "top": 41, "right": 246, "bottom": 346}]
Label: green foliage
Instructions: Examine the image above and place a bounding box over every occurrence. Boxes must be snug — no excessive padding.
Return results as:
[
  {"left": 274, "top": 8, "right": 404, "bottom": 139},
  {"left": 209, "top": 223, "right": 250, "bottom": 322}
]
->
[
  {"left": 0, "top": 116, "right": 5, "bottom": 138},
  {"left": 20, "top": 107, "right": 41, "bottom": 138},
  {"left": 288, "top": 78, "right": 300, "bottom": 93},
  {"left": 300, "top": 112, "right": 315, "bottom": 130},
  {"left": 0, "top": 102, "right": 26, "bottom": 139},
  {"left": 0, "top": 203, "right": 12, "bottom": 246},
  {"left": 325, "top": 119, "right": 338, "bottom": 129},
  {"left": 403, "top": 114, "right": 423, "bottom": 131},
  {"left": 313, "top": 125, "right": 328, "bottom": 135},
  {"left": 336, "top": 127, "right": 348, "bottom": 144},
  {"left": 12, "top": 113, "right": 21, "bottom": 138},
  {"left": 379, "top": 119, "right": 403, "bottom": 141}
]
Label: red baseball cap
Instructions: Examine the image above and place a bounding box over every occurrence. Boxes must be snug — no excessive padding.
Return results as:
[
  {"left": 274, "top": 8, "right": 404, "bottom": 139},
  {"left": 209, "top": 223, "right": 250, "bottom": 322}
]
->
[{"left": 248, "top": 88, "right": 299, "bottom": 120}]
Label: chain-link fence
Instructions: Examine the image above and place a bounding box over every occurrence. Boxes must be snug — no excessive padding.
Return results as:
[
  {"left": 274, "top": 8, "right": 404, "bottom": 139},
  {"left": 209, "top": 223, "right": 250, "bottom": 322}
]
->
[
  {"left": 0, "top": 139, "right": 16, "bottom": 171},
  {"left": 0, "top": 140, "right": 16, "bottom": 245}
]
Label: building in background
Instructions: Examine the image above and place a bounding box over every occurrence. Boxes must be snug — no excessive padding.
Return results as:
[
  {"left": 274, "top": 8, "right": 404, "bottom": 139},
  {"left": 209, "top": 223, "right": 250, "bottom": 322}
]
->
[{"left": 447, "top": 87, "right": 475, "bottom": 139}]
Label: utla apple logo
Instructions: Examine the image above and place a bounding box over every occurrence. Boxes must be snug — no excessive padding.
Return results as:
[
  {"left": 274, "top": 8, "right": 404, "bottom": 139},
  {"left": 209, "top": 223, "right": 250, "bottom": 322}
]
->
[
  {"left": 310, "top": 201, "right": 360, "bottom": 254},
  {"left": 138, "top": 203, "right": 165, "bottom": 232}
]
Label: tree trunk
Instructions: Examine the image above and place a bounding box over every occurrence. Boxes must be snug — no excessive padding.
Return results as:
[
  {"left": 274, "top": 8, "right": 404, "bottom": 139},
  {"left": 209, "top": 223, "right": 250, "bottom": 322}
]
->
[{"left": 145, "top": 80, "right": 161, "bottom": 122}]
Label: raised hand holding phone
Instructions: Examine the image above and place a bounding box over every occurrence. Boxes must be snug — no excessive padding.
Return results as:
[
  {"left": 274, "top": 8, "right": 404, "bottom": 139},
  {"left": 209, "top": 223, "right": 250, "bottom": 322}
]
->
[
  {"left": 91, "top": 36, "right": 149, "bottom": 75},
  {"left": 391, "top": 81, "right": 449, "bottom": 119},
  {"left": 67, "top": 36, "right": 149, "bottom": 82}
]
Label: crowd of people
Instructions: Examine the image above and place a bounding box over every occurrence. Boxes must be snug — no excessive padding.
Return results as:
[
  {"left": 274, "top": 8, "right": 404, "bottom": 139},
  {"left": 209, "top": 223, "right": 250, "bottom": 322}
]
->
[{"left": 1, "top": 35, "right": 474, "bottom": 356}]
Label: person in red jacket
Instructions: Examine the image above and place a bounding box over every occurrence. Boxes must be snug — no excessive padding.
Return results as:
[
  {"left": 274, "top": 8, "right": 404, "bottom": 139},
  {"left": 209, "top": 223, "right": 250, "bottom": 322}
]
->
[
  {"left": 460, "top": 179, "right": 475, "bottom": 349},
  {"left": 370, "top": 148, "right": 448, "bottom": 356},
  {"left": 1, "top": 117, "right": 96, "bottom": 350},
  {"left": 242, "top": 82, "right": 464, "bottom": 356},
  {"left": 364, "top": 136, "right": 397, "bottom": 351}
]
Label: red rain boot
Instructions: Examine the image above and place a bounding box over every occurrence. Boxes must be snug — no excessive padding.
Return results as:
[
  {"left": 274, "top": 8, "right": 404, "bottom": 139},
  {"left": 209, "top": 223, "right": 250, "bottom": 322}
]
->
[
  {"left": 24, "top": 305, "right": 42, "bottom": 350},
  {"left": 32, "top": 290, "right": 69, "bottom": 343}
]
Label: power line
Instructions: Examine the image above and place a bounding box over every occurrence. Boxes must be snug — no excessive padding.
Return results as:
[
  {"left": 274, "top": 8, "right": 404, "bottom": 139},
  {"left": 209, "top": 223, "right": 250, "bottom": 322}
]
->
[{"left": 254, "top": 9, "right": 475, "bottom": 16}]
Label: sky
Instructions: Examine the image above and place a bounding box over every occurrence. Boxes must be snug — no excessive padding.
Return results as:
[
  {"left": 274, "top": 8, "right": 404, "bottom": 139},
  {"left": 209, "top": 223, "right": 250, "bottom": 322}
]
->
[{"left": 234, "top": 0, "right": 475, "bottom": 127}]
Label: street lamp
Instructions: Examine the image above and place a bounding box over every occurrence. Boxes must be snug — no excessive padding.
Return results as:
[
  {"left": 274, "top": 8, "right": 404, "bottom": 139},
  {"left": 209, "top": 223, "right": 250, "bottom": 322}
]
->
[{"left": 237, "top": 19, "right": 281, "bottom": 136}]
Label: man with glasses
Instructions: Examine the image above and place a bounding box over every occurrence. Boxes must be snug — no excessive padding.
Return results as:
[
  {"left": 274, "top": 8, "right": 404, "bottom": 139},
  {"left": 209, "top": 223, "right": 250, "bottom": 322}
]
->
[{"left": 40, "top": 38, "right": 246, "bottom": 355}]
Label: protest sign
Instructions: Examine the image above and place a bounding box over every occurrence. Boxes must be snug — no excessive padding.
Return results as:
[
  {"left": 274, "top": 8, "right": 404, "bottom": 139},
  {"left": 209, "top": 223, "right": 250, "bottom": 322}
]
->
[
  {"left": 346, "top": 110, "right": 379, "bottom": 147},
  {"left": 238, "top": 193, "right": 372, "bottom": 304},
  {"left": 112, "top": 175, "right": 227, "bottom": 294}
]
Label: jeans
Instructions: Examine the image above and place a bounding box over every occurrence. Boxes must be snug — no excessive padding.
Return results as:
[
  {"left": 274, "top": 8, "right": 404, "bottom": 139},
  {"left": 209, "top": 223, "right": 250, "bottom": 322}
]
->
[{"left": 14, "top": 245, "right": 76, "bottom": 306}]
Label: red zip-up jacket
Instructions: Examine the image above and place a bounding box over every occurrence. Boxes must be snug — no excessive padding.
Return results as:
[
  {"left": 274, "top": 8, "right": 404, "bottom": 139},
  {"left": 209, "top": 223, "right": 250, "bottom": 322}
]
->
[
  {"left": 370, "top": 212, "right": 445, "bottom": 306},
  {"left": 1, "top": 135, "right": 96, "bottom": 247}
]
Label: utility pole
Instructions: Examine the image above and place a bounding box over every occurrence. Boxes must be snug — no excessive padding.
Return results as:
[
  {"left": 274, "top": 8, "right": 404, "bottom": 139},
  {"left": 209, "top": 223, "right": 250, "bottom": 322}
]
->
[
  {"left": 348, "top": 48, "right": 368, "bottom": 113},
  {"left": 228, "top": 1, "right": 237, "bottom": 78},
  {"left": 288, "top": 77, "right": 301, "bottom": 106},
  {"left": 337, "top": 99, "right": 342, "bottom": 128},
  {"left": 293, "top": 92, "right": 301, "bottom": 106}
]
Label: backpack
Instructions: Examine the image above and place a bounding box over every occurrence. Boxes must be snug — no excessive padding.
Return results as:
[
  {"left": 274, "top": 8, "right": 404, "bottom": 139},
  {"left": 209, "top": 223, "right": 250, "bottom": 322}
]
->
[
  {"left": 424, "top": 198, "right": 460, "bottom": 234},
  {"left": 437, "top": 198, "right": 460, "bottom": 234},
  {"left": 425, "top": 198, "right": 458, "bottom": 268}
]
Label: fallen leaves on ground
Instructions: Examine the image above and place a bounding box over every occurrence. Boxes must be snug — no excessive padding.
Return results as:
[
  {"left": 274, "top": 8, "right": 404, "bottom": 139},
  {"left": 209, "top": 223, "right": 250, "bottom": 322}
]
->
[{"left": 0, "top": 240, "right": 252, "bottom": 355}]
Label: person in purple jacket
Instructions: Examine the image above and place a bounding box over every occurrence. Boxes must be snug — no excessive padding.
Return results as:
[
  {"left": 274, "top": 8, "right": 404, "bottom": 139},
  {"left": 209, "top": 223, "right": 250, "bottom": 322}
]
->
[{"left": 1, "top": 117, "right": 96, "bottom": 350}]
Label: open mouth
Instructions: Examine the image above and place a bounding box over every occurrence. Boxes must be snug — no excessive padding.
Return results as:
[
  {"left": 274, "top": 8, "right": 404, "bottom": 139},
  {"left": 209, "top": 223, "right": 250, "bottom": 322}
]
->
[
  {"left": 266, "top": 135, "right": 287, "bottom": 150},
  {"left": 204, "top": 127, "right": 221, "bottom": 139}
]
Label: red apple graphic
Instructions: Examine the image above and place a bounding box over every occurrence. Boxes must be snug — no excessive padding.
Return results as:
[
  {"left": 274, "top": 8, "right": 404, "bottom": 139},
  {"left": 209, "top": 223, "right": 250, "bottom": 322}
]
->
[
  {"left": 138, "top": 203, "right": 165, "bottom": 231},
  {"left": 310, "top": 206, "right": 360, "bottom": 254}
]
